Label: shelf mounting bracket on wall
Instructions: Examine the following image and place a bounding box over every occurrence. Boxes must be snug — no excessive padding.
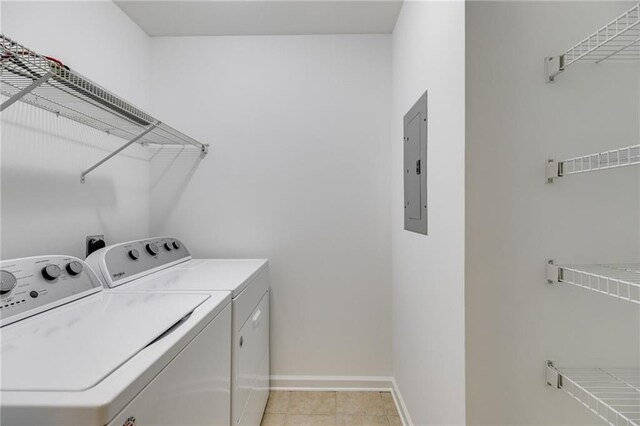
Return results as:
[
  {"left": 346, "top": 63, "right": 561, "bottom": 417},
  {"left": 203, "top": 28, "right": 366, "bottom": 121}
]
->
[
  {"left": 200, "top": 143, "right": 209, "bottom": 159},
  {"left": 545, "top": 56, "right": 565, "bottom": 82},
  {"left": 80, "top": 122, "right": 159, "bottom": 183},
  {"left": 545, "top": 159, "right": 561, "bottom": 183},
  {"left": 545, "top": 360, "right": 561, "bottom": 388},
  {"left": 0, "top": 71, "right": 52, "bottom": 112},
  {"left": 546, "top": 260, "right": 560, "bottom": 284}
]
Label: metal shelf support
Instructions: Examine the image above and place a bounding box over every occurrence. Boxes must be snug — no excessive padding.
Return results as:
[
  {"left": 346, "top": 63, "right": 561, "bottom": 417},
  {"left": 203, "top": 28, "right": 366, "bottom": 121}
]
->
[
  {"left": 546, "top": 260, "right": 560, "bottom": 284},
  {"left": 80, "top": 123, "right": 159, "bottom": 183},
  {"left": 0, "top": 71, "right": 52, "bottom": 112},
  {"left": 545, "top": 360, "right": 561, "bottom": 388},
  {"left": 545, "top": 56, "right": 565, "bottom": 83},
  {"left": 545, "top": 159, "right": 560, "bottom": 183}
]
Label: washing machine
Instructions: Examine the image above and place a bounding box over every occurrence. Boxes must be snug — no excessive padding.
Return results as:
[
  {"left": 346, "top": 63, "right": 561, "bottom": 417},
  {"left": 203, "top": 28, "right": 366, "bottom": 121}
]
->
[
  {"left": 0, "top": 254, "right": 231, "bottom": 426},
  {"left": 86, "top": 237, "right": 270, "bottom": 426}
]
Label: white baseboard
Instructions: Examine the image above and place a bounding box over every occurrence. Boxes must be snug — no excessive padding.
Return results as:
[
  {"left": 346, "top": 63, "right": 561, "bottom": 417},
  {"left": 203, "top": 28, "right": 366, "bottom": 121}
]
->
[
  {"left": 269, "top": 375, "right": 411, "bottom": 426},
  {"left": 392, "top": 377, "right": 413, "bottom": 426},
  {"left": 270, "top": 375, "right": 393, "bottom": 391}
]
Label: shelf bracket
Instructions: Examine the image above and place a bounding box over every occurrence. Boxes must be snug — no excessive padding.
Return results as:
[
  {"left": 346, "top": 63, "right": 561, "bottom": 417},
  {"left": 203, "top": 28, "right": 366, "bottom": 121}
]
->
[
  {"left": 546, "top": 260, "right": 560, "bottom": 284},
  {"left": 546, "top": 159, "right": 562, "bottom": 183},
  {"left": 201, "top": 144, "right": 209, "bottom": 159},
  {"left": 545, "top": 360, "right": 562, "bottom": 388},
  {"left": 0, "top": 71, "right": 53, "bottom": 112},
  {"left": 80, "top": 123, "right": 158, "bottom": 183},
  {"left": 545, "top": 56, "right": 565, "bottom": 83}
]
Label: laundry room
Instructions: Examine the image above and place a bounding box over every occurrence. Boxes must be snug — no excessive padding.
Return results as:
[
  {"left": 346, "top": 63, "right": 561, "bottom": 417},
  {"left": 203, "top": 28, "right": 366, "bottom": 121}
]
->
[{"left": 0, "top": 1, "right": 638, "bottom": 426}]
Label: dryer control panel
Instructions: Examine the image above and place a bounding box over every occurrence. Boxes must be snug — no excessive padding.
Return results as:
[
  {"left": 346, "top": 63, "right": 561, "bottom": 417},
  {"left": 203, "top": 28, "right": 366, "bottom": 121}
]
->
[
  {"left": 86, "top": 237, "right": 191, "bottom": 289},
  {"left": 0, "top": 256, "right": 102, "bottom": 327}
]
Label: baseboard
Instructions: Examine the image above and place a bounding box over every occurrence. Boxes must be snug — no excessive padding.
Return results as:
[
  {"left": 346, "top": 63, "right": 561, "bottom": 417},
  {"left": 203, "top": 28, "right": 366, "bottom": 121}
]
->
[
  {"left": 391, "top": 377, "right": 413, "bottom": 426},
  {"left": 270, "top": 375, "right": 393, "bottom": 391},
  {"left": 269, "top": 375, "right": 411, "bottom": 426}
]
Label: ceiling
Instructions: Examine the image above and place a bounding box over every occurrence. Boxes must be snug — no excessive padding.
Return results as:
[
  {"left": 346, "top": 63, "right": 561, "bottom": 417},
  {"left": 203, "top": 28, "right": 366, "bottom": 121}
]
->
[{"left": 115, "top": 1, "right": 404, "bottom": 36}]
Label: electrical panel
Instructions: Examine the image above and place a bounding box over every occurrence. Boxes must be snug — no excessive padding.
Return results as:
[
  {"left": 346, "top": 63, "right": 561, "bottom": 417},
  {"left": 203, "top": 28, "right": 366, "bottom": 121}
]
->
[{"left": 403, "top": 91, "right": 428, "bottom": 235}]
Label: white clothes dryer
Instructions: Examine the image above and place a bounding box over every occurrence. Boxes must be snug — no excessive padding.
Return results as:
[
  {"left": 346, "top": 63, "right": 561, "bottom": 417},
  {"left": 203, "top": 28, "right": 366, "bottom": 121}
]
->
[{"left": 87, "top": 237, "right": 270, "bottom": 426}]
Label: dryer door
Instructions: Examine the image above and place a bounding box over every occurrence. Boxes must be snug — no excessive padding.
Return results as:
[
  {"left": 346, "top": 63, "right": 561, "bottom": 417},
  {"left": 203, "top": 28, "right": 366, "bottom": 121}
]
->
[{"left": 234, "top": 290, "right": 269, "bottom": 425}]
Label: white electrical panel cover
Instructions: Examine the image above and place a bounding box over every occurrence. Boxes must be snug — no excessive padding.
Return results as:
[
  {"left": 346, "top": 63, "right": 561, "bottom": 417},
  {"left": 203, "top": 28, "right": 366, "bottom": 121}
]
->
[{"left": 404, "top": 91, "right": 428, "bottom": 234}]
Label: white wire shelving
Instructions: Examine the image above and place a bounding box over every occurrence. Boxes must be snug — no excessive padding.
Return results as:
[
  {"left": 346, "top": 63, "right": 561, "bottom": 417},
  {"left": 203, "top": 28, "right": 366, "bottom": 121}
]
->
[
  {"left": 0, "top": 34, "right": 208, "bottom": 182},
  {"left": 547, "top": 261, "right": 640, "bottom": 305},
  {"left": 546, "top": 362, "right": 640, "bottom": 426},
  {"left": 546, "top": 145, "right": 640, "bottom": 183},
  {"left": 546, "top": 3, "right": 640, "bottom": 82}
]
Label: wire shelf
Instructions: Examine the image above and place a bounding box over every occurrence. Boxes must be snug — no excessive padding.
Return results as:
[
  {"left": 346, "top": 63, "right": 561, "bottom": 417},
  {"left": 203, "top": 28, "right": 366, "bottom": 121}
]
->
[
  {"left": 0, "top": 34, "right": 207, "bottom": 152},
  {"left": 547, "top": 262, "right": 640, "bottom": 305},
  {"left": 546, "top": 145, "right": 640, "bottom": 182},
  {"left": 546, "top": 3, "right": 640, "bottom": 81},
  {"left": 546, "top": 363, "right": 640, "bottom": 426}
]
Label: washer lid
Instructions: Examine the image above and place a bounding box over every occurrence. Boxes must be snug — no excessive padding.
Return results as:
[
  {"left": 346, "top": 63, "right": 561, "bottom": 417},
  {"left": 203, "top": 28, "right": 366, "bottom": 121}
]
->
[
  {"left": 0, "top": 291, "right": 209, "bottom": 391},
  {"left": 136, "top": 259, "right": 268, "bottom": 297}
]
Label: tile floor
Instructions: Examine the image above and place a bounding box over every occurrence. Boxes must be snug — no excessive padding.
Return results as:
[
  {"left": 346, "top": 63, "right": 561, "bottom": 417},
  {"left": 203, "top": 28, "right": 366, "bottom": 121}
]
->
[{"left": 261, "top": 391, "right": 402, "bottom": 426}]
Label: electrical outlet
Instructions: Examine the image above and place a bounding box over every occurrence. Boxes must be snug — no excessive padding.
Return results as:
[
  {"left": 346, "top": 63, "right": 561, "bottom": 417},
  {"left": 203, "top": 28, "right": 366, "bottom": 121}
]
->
[{"left": 86, "top": 235, "right": 106, "bottom": 258}]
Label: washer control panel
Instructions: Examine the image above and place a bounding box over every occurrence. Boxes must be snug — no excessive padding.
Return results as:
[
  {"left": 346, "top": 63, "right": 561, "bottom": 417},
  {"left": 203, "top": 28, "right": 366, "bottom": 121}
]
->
[
  {"left": 0, "top": 256, "right": 102, "bottom": 327},
  {"left": 87, "top": 237, "right": 191, "bottom": 288}
]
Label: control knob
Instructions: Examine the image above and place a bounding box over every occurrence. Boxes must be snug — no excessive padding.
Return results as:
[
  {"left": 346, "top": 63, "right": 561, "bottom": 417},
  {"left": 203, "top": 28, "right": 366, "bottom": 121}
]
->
[
  {"left": 172, "top": 241, "right": 181, "bottom": 250},
  {"left": 145, "top": 243, "right": 159, "bottom": 256},
  {"left": 0, "top": 271, "right": 17, "bottom": 295},
  {"left": 66, "top": 261, "right": 83, "bottom": 276},
  {"left": 128, "top": 249, "right": 140, "bottom": 260},
  {"left": 42, "top": 264, "right": 62, "bottom": 281},
  {"left": 164, "top": 242, "right": 173, "bottom": 251}
]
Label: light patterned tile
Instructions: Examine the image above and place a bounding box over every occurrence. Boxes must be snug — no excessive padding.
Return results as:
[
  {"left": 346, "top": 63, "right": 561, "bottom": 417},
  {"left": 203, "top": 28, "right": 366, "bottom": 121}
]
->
[
  {"left": 336, "top": 414, "right": 389, "bottom": 425},
  {"left": 336, "top": 392, "right": 385, "bottom": 415},
  {"left": 267, "top": 391, "right": 291, "bottom": 414},
  {"left": 387, "top": 416, "right": 402, "bottom": 426},
  {"left": 288, "top": 391, "right": 336, "bottom": 415},
  {"left": 285, "top": 414, "right": 336, "bottom": 425},
  {"left": 379, "top": 392, "right": 398, "bottom": 416},
  {"left": 261, "top": 413, "right": 286, "bottom": 426}
]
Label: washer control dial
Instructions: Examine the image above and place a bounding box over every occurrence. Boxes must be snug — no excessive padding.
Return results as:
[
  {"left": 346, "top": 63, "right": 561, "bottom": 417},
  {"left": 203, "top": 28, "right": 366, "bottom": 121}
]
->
[
  {"left": 164, "top": 242, "right": 173, "bottom": 251},
  {"left": 42, "top": 264, "right": 62, "bottom": 281},
  {"left": 172, "top": 241, "right": 181, "bottom": 250},
  {"left": 66, "top": 261, "right": 83, "bottom": 276},
  {"left": 145, "top": 243, "right": 159, "bottom": 256},
  {"left": 0, "top": 271, "right": 17, "bottom": 295},
  {"left": 128, "top": 249, "right": 140, "bottom": 260}
]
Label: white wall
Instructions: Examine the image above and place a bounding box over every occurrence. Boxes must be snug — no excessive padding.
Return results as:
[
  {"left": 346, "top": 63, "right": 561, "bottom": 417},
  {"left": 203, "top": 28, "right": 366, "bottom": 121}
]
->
[
  {"left": 148, "top": 35, "right": 393, "bottom": 379},
  {"left": 466, "top": 2, "right": 640, "bottom": 425},
  {"left": 1, "top": 1, "right": 151, "bottom": 259},
  {"left": 390, "top": 2, "right": 466, "bottom": 425}
]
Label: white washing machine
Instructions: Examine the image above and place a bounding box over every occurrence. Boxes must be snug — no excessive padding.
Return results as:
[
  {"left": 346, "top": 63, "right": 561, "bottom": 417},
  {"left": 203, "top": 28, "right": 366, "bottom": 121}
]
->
[
  {"left": 86, "top": 237, "right": 270, "bottom": 426},
  {"left": 0, "top": 255, "right": 231, "bottom": 426}
]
